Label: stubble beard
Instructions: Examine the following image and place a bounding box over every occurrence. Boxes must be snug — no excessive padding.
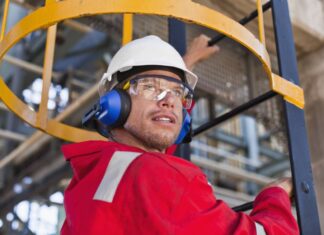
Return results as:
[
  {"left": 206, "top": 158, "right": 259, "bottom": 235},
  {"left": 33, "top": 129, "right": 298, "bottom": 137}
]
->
[{"left": 124, "top": 122, "right": 179, "bottom": 152}]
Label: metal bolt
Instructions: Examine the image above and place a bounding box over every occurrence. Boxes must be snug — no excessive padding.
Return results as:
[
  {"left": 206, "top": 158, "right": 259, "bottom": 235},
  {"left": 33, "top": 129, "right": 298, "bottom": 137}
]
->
[{"left": 301, "top": 181, "right": 310, "bottom": 194}]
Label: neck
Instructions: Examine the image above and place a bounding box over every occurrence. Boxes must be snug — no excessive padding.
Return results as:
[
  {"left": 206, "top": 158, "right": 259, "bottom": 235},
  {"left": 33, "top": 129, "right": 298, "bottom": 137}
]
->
[{"left": 111, "top": 128, "right": 166, "bottom": 153}]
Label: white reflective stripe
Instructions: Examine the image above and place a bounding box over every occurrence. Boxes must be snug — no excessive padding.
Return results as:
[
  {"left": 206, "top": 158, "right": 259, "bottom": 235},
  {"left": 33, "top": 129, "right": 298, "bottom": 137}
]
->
[
  {"left": 255, "top": 222, "right": 267, "bottom": 235},
  {"left": 93, "top": 151, "right": 141, "bottom": 202}
]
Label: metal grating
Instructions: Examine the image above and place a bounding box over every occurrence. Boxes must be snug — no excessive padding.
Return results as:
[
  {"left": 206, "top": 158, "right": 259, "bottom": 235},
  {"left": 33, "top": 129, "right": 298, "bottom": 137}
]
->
[
  {"left": 188, "top": 31, "right": 250, "bottom": 104},
  {"left": 133, "top": 14, "right": 169, "bottom": 41}
]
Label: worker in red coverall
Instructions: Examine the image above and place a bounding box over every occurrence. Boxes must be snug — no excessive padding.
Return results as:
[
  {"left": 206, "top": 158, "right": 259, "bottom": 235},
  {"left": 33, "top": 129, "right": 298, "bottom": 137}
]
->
[{"left": 61, "top": 35, "right": 299, "bottom": 235}]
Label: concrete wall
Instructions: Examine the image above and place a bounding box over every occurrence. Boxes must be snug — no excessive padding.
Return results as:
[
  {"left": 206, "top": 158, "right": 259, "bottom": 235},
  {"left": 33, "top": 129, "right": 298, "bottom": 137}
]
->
[
  {"left": 298, "top": 45, "right": 324, "bottom": 233},
  {"left": 289, "top": 1, "right": 324, "bottom": 232},
  {"left": 289, "top": 0, "right": 324, "bottom": 54}
]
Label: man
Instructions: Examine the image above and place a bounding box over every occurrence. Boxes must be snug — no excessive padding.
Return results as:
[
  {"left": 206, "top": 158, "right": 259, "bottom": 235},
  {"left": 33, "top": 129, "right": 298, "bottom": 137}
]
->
[{"left": 61, "top": 35, "right": 299, "bottom": 235}]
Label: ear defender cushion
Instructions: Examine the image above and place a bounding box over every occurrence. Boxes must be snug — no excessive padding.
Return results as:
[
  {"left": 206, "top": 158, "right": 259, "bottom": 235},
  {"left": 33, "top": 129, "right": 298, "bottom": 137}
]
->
[
  {"left": 95, "top": 88, "right": 131, "bottom": 129},
  {"left": 174, "top": 109, "right": 192, "bottom": 144}
]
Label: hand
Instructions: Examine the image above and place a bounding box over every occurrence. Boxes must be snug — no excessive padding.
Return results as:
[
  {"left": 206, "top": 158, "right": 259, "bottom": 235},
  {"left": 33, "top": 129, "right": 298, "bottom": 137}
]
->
[
  {"left": 183, "top": 34, "right": 220, "bottom": 71},
  {"left": 264, "top": 177, "right": 294, "bottom": 197}
]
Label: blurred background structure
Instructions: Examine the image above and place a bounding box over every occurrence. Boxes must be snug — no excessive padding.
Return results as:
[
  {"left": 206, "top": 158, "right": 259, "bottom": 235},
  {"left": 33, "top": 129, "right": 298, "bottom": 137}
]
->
[{"left": 0, "top": 0, "right": 323, "bottom": 234}]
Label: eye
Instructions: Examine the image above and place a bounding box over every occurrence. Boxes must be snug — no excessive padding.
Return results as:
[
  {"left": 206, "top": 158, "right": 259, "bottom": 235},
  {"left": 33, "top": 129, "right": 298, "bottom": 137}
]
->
[
  {"left": 142, "top": 84, "right": 156, "bottom": 91},
  {"left": 172, "top": 88, "right": 184, "bottom": 97}
]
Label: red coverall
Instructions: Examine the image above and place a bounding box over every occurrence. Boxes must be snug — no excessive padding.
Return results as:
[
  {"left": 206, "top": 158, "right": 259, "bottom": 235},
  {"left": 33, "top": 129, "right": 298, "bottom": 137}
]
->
[{"left": 61, "top": 140, "right": 299, "bottom": 235}]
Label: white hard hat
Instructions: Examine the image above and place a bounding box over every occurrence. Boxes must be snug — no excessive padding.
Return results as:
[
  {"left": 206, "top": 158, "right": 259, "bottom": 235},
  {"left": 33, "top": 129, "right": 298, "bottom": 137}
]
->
[{"left": 98, "top": 35, "right": 198, "bottom": 96}]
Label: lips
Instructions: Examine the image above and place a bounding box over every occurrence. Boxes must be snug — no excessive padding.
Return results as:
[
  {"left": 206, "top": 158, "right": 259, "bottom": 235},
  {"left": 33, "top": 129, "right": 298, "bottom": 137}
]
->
[{"left": 151, "top": 113, "right": 176, "bottom": 124}]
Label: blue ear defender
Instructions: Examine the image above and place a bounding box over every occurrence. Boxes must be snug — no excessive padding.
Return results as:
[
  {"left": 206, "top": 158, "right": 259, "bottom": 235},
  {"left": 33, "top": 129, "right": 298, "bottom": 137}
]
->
[
  {"left": 96, "top": 89, "right": 131, "bottom": 128},
  {"left": 82, "top": 88, "right": 131, "bottom": 136},
  {"left": 174, "top": 109, "right": 192, "bottom": 144}
]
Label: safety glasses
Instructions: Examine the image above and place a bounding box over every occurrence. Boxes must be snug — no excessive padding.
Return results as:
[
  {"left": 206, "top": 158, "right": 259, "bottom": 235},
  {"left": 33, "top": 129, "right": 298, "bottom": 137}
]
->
[{"left": 123, "top": 74, "right": 194, "bottom": 109}]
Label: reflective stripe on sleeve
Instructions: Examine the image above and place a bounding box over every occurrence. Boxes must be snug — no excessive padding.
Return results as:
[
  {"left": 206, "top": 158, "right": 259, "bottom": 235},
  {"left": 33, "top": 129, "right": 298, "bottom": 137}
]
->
[
  {"left": 255, "top": 222, "right": 267, "bottom": 235},
  {"left": 93, "top": 151, "right": 141, "bottom": 203}
]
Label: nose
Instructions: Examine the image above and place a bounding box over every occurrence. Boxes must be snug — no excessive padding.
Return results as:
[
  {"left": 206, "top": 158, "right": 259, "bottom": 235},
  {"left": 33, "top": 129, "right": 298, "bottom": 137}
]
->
[{"left": 157, "top": 91, "right": 176, "bottom": 109}]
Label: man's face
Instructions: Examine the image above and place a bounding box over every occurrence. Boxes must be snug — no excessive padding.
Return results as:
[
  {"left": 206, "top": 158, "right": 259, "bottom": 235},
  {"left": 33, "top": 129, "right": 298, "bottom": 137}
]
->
[{"left": 123, "top": 70, "right": 184, "bottom": 152}]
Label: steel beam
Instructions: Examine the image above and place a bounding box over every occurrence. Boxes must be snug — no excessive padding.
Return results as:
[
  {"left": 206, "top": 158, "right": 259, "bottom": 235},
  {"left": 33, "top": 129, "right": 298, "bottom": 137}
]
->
[
  {"left": 191, "top": 141, "right": 257, "bottom": 167},
  {"left": 0, "top": 163, "right": 70, "bottom": 218},
  {"left": 3, "top": 54, "right": 62, "bottom": 79},
  {"left": 191, "top": 154, "right": 273, "bottom": 185},
  {"left": 168, "top": 18, "right": 191, "bottom": 160},
  {"left": 193, "top": 91, "right": 277, "bottom": 136},
  {"left": 12, "top": 0, "right": 94, "bottom": 34},
  {"left": 207, "top": 129, "right": 286, "bottom": 160},
  {"left": 0, "top": 82, "right": 99, "bottom": 170},
  {"left": 0, "top": 129, "right": 27, "bottom": 142},
  {"left": 272, "top": 0, "right": 321, "bottom": 234},
  {"left": 168, "top": 18, "right": 186, "bottom": 56},
  {"left": 0, "top": 102, "right": 8, "bottom": 111},
  {"left": 258, "top": 159, "right": 290, "bottom": 176}
]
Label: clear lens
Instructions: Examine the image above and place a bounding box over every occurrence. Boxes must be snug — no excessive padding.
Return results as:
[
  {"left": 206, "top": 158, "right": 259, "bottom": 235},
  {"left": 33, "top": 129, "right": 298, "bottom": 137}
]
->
[{"left": 128, "top": 75, "right": 193, "bottom": 109}]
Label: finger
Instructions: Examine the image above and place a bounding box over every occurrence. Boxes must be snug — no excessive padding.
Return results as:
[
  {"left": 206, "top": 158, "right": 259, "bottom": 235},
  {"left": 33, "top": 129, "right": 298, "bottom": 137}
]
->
[{"left": 211, "top": 45, "right": 220, "bottom": 52}]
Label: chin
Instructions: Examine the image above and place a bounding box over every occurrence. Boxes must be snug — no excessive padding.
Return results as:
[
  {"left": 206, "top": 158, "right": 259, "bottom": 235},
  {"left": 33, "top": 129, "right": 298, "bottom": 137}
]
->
[
  {"left": 125, "top": 121, "right": 180, "bottom": 150},
  {"left": 145, "top": 131, "right": 178, "bottom": 150}
]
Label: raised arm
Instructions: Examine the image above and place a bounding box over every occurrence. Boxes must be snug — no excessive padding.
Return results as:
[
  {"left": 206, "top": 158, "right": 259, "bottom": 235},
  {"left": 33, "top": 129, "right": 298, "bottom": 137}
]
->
[{"left": 183, "top": 34, "right": 220, "bottom": 71}]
